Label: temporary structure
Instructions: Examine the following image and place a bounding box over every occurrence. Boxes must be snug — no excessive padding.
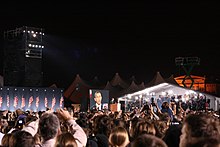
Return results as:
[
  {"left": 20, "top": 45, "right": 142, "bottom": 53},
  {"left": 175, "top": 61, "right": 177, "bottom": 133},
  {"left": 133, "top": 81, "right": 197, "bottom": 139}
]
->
[{"left": 118, "top": 82, "right": 220, "bottom": 111}]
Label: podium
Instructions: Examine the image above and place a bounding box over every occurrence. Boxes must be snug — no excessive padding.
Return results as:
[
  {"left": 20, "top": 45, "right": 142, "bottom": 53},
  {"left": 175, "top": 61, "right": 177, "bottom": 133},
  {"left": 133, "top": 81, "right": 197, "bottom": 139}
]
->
[{"left": 110, "top": 103, "right": 121, "bottom": 112}]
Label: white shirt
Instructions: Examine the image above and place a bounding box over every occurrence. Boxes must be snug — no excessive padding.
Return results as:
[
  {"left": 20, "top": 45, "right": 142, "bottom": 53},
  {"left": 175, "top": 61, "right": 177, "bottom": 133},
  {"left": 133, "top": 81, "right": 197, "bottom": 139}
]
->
[
  {"left": 0, "top": 132, "right": 5, "bottom": 145},
  {"left": 96, "top": 103, "right": 102, "bottom": 110}
]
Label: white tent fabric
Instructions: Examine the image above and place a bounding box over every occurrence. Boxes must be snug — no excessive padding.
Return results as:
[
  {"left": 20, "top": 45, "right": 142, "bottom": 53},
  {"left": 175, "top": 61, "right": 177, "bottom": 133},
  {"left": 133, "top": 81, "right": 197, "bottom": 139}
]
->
[{"left": 118, "top": 82, "right": 220, "bottom": 111}]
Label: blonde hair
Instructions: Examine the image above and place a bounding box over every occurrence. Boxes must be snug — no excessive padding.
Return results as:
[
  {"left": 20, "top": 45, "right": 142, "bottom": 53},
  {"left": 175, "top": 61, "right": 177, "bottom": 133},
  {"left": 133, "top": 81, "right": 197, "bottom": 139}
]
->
[
  {"left": 109, "top": 126, "right": 130, "bottom": 147},
  {"left": 55, "top": 132, "right": 77, "bottom": 147}
]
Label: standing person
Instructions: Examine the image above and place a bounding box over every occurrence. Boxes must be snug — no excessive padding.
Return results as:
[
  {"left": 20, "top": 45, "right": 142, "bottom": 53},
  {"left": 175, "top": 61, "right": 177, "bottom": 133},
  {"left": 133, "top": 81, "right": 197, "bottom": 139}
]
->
[
  {"left": 0, "top": 118, "right": 5, "bottom": 145},
  {"left": 91, "top": 91, "right": 103, "bottom": 111},
  {"left": 110, "top": 98, "right": 115, "bottom": 104},
  {"left": 179, "top": 113, "right": 220, "bottom": 147},
  {"left": 109, "top": 126, "right": 130, "bottom": 147},
  {"left": 132, "top": 134, "right": 168, "bottom": 147},
  {"left": 38, "top": 109, "right": 87, "bottom": 147},
  {"left": 56, "top": 108, "right": 87, "bottom": 147},
  {"left": 9, "top": 130, "right": 35, "bottom": 147},
  {"left": 160, "top": 102, "right": 174, "bottom": 122},
  {"left": 55, "top": 132, "right": 77, "bottom": 147},
  {"left": 38, "top": 112, "right": 60, "bottom": 147}
]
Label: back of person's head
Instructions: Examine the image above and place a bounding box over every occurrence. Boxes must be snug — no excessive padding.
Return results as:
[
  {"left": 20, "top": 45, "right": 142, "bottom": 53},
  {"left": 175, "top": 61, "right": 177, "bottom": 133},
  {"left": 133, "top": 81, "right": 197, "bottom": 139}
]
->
[
  {"left": 179, "top": 113, "right": 220, "bottom": 147},
  {"left": 16, "top": 109, "right": 24, "bottom": 116},
  {"left": 183, "top": 113, "right": 220, "bottom": 138},
  {"left": 112, "top": 118, "right": 127, "bottom": 129},
  {"left": 76, "top": 112, "right": 89, "bottom": 129},
  {"left": 132, "top": 134, "right": 168, "bottom": 147},
  {"left": 33, "top": 133, "right": 42, "bottom": 146},
  {"left": 96, "top": 134, "right": 109, "bottom": 147},
  {"left": 184, "top": 137, "right": 220, "bottom": 147},
  {"left": 109, "top": 126, "right": 130, "bottom": 147},
  {"left": 93, "top": 114, "right": 112, "bottom": 136},
  {"left": 1, "top": 133, "right": 12, "bottom": 147},
  {"left": 9, "top": 130, "right": 34, "bottom": 147},
  {"left": 154, "top": 120, "right": 169, "bottom": 138},
  {"left": 133, "top": 119, "right": 156, "bottom": 139},
  {"left": 159, "top": 113, "right": 171, "bottom": 124},
  {"left": 55, "top": 132, "right": 77, "bottom": 147},
  {"left": 161, "top": 102, "right": 169, "bottom": 109},
  {"left": 163, "top": 124, "right": 182, "bottom": 147},
  {"left": 39, "top": 112, "right": 60, "bottom": 141}
]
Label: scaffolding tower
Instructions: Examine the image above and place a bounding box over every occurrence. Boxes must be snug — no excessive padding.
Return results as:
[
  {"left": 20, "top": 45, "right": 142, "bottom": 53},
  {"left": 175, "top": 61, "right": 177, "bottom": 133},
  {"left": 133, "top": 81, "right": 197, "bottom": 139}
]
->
[{"left": 3, "top": 26, "right": 44, "bottom": 87}]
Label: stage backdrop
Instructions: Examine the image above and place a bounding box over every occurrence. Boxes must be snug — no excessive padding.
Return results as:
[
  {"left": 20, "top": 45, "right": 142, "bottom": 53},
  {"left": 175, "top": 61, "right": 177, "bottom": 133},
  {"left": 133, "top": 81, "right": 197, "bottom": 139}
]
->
[{"left": 0, "top": 86, "right": 64, "bottom": 112}]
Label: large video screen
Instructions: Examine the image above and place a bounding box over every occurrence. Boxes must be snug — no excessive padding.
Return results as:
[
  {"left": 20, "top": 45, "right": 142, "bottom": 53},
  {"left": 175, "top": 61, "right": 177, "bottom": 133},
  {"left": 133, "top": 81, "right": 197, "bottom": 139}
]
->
[{"left": 89, "top": 89, "right": 109, "bottom": 111}]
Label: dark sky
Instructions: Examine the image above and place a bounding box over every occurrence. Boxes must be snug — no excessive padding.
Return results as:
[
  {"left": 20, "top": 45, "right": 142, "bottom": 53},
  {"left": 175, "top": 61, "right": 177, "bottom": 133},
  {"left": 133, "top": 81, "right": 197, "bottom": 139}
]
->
[{"left": 0, "top": 2, "right": 220, "bottom": 89}]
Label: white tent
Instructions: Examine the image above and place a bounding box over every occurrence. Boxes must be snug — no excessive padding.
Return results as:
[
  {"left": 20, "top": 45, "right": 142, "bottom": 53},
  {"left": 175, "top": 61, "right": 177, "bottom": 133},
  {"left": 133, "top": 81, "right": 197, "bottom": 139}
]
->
[{"left": 118, "top": 82, "right": 220, "bottom": 111}]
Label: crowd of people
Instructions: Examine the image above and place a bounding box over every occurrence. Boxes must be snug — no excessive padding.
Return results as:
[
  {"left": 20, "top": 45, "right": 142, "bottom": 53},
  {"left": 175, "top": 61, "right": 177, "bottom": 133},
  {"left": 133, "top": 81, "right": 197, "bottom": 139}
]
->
[{"left": 0, "top": 98, "right": 220, "bottom": 147}]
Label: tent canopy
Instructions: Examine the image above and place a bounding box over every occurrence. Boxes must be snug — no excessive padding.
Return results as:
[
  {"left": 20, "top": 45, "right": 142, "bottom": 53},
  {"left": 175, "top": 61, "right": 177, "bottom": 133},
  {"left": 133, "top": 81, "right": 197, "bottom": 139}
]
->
[{"left": 118, "top": 82, "right": 220, "bottom": 111}]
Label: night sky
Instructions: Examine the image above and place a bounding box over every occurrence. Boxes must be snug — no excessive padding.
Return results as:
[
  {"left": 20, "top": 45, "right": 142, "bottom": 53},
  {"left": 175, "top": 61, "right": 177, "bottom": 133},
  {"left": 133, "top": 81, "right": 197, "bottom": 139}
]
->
[{"left": 0, "top": 2, "right": 220, "bottom": 89}]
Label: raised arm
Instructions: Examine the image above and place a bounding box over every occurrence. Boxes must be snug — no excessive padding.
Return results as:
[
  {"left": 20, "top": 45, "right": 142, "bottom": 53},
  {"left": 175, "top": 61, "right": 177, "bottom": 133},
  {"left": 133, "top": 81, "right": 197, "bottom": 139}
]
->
[{"left": 56, "top": 108, "right": 87, "bottom": 147}]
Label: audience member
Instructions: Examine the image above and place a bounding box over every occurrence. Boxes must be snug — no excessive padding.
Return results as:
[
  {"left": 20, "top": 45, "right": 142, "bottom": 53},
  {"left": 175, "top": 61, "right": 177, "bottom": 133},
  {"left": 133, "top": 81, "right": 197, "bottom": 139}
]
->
[
  {"left": 109, "top": 126, "right": 130, "bottom": 147},
  {"left": 56, "top": 108, "right": 87, "bottom": 147},
  {"left": 131, "top": 134, "right": 168, "bottom": 147},
  {"left": 1, "top": 133, "right": 12, "bottom": 146},
  {"left": 185, "top": 137, "right": 220, "bottom": 147},
  {"left": 179, "top": 113, "right": 220, "bottom": 147},
  {"left": 9, "top": 130, "right": 35, "bottom": 147},
  {"left": 55, "top": 132, "right": 77, "bottom": 147},
  {"left": 38, "top": 112, "right": 60, "bottom": 147}
]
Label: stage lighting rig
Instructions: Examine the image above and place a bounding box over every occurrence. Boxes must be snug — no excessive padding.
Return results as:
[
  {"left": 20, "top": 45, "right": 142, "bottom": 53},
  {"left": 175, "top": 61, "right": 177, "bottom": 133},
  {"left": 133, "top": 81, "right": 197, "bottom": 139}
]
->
[{"left": 175, "top": 57, "right": 200, "bottom": 88}]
